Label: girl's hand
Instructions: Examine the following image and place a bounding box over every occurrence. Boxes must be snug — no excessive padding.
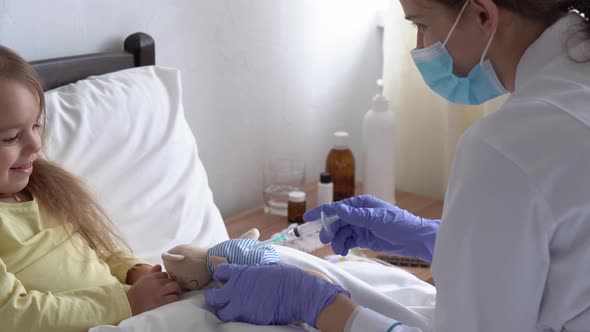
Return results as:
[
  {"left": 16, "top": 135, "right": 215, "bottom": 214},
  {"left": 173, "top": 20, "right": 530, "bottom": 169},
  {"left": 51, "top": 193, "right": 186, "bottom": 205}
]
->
[
  {"left": 125, "top": 271, "right": 182, "bottom": 316},
  {"left": 126, "top": 264, "right": 162, "bottom": 285}
]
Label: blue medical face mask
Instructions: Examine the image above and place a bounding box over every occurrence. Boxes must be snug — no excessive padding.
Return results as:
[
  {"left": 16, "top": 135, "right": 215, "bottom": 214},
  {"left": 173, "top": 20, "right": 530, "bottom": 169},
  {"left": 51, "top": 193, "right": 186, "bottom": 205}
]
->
[{"left": 410, "top": 0, "right": 508, "bottom": 105}]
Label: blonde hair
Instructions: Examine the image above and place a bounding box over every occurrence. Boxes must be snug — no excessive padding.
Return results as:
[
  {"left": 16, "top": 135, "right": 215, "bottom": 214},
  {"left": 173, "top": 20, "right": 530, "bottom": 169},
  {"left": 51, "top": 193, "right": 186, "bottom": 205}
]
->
[{"left": 0, "top": 45, "right": 129, "bottom": 262}]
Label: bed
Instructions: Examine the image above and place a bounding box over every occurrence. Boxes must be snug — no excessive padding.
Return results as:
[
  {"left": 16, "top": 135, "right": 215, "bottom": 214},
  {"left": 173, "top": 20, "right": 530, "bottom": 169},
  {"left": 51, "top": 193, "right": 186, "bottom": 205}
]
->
[{"left": 31, "top": 32, "right": 436, "bottom": 332}]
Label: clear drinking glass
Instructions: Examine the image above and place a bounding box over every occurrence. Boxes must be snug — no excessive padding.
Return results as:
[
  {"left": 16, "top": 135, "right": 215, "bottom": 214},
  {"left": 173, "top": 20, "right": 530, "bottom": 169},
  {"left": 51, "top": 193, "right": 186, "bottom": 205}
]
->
[{"left": 263, "top": 158, "right": 306, "bottom": 216}]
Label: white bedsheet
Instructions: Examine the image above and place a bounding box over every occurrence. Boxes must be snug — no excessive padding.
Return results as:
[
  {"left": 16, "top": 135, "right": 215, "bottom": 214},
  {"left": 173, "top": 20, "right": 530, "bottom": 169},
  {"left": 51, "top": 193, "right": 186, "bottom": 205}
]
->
[{"left": 90, "top": 246, "right": 435, "bottom": 332}]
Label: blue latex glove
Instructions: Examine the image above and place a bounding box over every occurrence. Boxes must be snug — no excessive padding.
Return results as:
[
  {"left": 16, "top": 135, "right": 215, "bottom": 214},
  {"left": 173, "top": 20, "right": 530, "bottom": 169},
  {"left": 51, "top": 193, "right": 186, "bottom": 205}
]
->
[
  {"left": 303, "top": 195, "right": 440, "bottom": 262},
  {"left": 205, "top": 263, "right": 350, "bottom": 327}
]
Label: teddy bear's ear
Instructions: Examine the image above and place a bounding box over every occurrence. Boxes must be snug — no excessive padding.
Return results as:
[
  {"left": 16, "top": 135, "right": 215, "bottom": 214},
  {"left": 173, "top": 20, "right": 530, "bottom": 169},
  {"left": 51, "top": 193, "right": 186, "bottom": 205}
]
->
[
  {"left": 161, "top": 252, "right": 185, "bottom": 262},
  {"left": 239, "top": 228, "right": 260, "bottom": 240}
]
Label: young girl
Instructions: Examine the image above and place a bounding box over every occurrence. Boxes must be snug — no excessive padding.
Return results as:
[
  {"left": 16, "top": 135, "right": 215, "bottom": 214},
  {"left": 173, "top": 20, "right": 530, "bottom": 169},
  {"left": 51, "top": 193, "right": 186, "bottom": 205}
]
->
[{"left": 0, "top": 45, "right": 181, "bottom": 331}]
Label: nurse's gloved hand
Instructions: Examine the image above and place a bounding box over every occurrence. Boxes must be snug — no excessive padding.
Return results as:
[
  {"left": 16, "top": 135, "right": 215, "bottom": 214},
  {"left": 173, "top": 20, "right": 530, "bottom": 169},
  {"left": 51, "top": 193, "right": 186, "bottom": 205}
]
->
[
  {"left": 205, "top": 263, "right": 350, "bottom": 327},
  {"left": 303, "top": 195, "right": 440, "bottom": 262}
]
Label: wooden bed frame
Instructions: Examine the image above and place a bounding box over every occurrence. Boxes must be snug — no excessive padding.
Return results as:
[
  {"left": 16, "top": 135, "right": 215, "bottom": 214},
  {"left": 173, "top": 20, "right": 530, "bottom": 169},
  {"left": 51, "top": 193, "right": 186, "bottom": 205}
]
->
[{"left": 30, "top": 32, "right": 155, "bottom": 91}]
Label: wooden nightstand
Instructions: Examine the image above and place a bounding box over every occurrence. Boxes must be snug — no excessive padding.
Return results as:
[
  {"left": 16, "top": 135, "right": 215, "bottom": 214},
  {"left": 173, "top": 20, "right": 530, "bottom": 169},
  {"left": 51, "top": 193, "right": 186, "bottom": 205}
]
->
[{"left": 224, "top": 184, "right": 442, "bottom": 284}]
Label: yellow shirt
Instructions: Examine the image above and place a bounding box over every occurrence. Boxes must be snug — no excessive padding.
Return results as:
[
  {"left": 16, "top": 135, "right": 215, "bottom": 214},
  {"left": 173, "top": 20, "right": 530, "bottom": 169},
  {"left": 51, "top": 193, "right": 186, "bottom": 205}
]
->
[{"left": 0, "top": 199, "right": 147, "bottom": 332}]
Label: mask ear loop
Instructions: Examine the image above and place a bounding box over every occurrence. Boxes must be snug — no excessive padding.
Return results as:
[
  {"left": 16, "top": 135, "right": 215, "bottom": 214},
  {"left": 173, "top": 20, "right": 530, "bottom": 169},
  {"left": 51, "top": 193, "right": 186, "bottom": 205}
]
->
[
  {"left": 479, "top": 29, "right": 497, "bottom": 65},
  {"left": 443, "top": 0, "right": 471, "bottom": 47}
]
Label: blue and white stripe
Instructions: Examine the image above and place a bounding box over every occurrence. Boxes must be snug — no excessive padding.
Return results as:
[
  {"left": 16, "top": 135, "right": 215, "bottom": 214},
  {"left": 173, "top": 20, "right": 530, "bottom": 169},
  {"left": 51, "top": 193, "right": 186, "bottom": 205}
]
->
[{"left": 207, "top": 238, "right": 280, "bottom": 272}]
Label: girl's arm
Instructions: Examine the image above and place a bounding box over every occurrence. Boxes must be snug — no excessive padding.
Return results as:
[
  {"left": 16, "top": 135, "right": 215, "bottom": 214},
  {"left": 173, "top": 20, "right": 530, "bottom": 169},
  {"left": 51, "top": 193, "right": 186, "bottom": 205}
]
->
[
  {"left": 0, "top": 258, "right": 131, "bottom": 332},
  {"left": 102, "top": 248, "right": 151, "bottom": 285}
]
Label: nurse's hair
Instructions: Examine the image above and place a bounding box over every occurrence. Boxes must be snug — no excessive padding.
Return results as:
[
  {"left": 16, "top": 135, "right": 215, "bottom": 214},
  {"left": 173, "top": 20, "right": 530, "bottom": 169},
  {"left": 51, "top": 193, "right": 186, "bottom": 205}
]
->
[
  {"left": 0, "top": 45, "right": 130, "bottom": 265},
  {"left": 437, "top": 1, "right": 590, "bottom": 42}
]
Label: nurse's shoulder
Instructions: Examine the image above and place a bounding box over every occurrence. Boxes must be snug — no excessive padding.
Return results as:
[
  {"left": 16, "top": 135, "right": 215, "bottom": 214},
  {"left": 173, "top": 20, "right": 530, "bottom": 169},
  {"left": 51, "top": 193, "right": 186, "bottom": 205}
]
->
[
  {"left": 462, "top": 44, "right": 590, "bottom": 228},
  {"left": 464, "top": 11, "right": 590, "bottom": 190}
]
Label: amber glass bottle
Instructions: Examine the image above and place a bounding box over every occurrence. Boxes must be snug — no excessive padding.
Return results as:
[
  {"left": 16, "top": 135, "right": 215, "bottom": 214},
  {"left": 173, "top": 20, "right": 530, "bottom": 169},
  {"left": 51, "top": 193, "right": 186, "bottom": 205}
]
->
[
  {"left": 288, "top": 191, "right": 306, "bottom": 224},
  {"left": 326, "top": 131, "right": 355, "bottom": 201}
]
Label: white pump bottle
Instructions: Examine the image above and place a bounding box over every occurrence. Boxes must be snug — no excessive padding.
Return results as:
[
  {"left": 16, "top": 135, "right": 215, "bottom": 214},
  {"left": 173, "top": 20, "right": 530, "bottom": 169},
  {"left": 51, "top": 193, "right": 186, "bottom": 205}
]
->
[{"left": 362, "top": 79, "right": 396, "bottom": 204}]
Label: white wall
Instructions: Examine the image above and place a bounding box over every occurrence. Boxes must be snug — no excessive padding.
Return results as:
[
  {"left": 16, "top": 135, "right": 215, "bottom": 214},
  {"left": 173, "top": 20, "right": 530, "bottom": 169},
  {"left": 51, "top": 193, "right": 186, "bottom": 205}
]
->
[{"left": 0, "top": 0, "right": 384, "bottom": 217}]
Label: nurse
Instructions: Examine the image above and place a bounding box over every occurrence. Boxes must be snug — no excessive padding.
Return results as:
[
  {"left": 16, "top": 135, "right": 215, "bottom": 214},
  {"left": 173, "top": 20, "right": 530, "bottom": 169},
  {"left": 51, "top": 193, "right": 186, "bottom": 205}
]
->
[{"left": 206, "top": 1, "right": 590, "bottom": 331}]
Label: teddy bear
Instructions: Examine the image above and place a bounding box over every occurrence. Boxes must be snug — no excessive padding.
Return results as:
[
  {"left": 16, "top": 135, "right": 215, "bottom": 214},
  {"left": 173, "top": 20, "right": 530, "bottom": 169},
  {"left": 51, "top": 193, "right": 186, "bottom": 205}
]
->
[
  {"left": 162, "top": 228, "right": 332, "bottom": 290},
  {"left": 161, "top": 228, "right": 271, "bottom": 290},
  {"left": 162, "top": 228, "right": 333, "bottom": 331}
]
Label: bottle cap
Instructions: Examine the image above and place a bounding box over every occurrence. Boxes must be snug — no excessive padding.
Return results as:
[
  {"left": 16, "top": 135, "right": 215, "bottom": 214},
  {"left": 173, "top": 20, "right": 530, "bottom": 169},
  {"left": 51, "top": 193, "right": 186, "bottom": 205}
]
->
[
  {"left": 288, "top": 191, "right": 306, "bottom": 203},
  {"left": 320, "top": 172, "right": 332, "bottom": 184},
  {"left": 333, "top": 131, "right": 350, "bottom": 149}
]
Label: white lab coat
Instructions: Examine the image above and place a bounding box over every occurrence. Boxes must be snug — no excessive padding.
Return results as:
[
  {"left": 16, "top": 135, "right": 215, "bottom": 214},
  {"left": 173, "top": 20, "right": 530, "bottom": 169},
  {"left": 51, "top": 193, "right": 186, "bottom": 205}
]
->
[{"left": 346, "top": 12, "right": 590, "bottom": 332}]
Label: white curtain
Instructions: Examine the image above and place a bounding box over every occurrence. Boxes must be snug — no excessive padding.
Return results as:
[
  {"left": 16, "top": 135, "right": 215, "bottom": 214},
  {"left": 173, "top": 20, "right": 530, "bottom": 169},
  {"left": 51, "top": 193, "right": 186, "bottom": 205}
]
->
[{"left": 382, "top": 0, "right": 508, "bottom": 200}]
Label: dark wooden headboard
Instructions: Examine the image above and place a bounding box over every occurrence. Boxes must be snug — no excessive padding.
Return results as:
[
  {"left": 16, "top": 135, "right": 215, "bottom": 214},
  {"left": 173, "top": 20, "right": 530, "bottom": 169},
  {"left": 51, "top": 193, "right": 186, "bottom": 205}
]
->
[{"left": 30, "top": 32, "right": 155, "bottom": 91}]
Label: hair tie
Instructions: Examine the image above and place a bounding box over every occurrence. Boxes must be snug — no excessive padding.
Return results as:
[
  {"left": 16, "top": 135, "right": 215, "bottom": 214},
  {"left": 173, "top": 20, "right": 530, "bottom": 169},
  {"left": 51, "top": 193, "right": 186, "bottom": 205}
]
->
[{"left": 571, "top": 0, "right": 590, "bottom": 19}]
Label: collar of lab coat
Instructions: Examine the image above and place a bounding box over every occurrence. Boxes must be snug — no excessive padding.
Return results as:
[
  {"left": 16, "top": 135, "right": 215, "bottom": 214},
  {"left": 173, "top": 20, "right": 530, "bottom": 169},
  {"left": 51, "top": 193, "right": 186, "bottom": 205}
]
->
[{"left": 515, "top": 12, "right": 587, "bottom": 90}]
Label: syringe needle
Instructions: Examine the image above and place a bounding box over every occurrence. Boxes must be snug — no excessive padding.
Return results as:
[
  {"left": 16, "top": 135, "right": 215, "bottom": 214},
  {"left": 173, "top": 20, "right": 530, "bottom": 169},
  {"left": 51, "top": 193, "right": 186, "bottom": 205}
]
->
[
  {"left": 249, "top": 239, "right": 274, "bottom": 250},
  {"left": 249, "top": 234, "right": 288, "bottom": 250},
  {"left": 248, "top": 213, "right": 340, "bottom": 251}
]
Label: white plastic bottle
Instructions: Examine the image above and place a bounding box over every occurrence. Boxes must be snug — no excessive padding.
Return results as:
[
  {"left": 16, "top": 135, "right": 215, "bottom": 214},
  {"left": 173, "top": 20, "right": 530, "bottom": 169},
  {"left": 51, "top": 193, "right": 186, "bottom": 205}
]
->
[
  {"left": 362, "top": 79, "right": 396, "bottom": 204},
  {"left": 316, "top": 172, "right": 333, "bottom": 206}
]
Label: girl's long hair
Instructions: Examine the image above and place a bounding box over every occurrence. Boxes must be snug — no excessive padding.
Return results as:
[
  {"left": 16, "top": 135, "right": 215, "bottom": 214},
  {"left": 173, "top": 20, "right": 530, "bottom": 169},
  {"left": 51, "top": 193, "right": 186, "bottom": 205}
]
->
[{"left": 0, "top": 45, "right": 129, "bottom": 262}]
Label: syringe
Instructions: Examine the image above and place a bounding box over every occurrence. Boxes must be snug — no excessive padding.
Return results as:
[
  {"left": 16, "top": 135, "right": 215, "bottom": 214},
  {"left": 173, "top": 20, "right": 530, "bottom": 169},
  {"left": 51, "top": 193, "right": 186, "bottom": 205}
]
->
[{"left": 249, "top": 213, "right": 340, "bottom": 250}]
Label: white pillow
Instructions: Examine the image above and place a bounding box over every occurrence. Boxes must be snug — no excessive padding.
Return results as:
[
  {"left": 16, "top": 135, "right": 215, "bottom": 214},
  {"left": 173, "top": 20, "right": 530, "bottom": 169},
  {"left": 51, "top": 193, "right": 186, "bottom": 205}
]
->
[{"left": 43, "top": 66, "right": 229, "bottom": 264}]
